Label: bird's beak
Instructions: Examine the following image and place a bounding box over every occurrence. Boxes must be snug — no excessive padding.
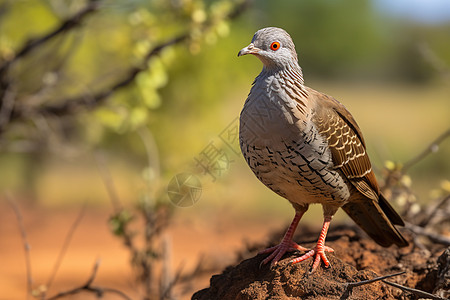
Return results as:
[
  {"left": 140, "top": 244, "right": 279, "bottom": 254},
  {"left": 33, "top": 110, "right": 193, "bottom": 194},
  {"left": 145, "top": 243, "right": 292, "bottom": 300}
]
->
[{"left": 238, "top": 43, "right": 260, "bottom": 57}]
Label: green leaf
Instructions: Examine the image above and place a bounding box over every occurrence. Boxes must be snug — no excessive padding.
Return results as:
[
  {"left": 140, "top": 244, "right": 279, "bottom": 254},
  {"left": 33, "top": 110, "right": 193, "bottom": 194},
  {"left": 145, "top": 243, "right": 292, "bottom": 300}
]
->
[
  {"left": 129, "top": 106, "right": 149, "bottom": 129},
  {"left": 94, "top": 107, "right": 127, "bottom": 132},
  {"left": 109, "top": 210, "right": 134, "bottom": 236}
]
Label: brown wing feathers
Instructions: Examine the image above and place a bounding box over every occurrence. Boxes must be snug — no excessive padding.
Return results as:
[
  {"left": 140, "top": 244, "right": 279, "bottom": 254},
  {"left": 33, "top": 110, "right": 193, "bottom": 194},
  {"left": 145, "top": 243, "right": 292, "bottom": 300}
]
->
[
  {"left": 310, "top": 90, "right": 379, "bottom": 199},
  {"left": 309, "top": 88, "right": 408, "bottom": 247}
]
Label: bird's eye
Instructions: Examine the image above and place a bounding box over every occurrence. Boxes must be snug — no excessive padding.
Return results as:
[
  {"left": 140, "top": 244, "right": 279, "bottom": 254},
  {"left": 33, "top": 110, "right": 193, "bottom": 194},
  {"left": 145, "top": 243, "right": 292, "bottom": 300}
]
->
[{"left": 270, "top": 42, "right": 280, "bottom": 51}]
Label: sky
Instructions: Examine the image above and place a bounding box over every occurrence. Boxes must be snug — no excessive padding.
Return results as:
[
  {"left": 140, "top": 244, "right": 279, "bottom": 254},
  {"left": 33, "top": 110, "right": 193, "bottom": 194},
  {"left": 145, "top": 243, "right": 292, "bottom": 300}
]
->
[{"left": 374, "top": 0, "right": 450, "bottom": 24}]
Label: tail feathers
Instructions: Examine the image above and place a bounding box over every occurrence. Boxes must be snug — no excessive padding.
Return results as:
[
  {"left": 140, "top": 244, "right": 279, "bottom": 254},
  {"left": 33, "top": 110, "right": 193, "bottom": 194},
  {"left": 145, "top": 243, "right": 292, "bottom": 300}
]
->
[
  {"left": 342, "top": 197, "right": 408, "bottom": 247},
  {"left": 378, "top": 193, "right": 404, "bottom": 226}
]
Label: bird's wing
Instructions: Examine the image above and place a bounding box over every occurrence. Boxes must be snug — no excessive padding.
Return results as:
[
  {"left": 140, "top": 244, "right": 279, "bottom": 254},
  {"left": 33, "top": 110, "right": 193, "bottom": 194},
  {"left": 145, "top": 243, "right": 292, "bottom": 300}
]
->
[
  {"left": 305, "top": 88, "right": 405, "bottom": 228},
  {"left": 306, "top": 87, "right": 380, "bottom": 200}
]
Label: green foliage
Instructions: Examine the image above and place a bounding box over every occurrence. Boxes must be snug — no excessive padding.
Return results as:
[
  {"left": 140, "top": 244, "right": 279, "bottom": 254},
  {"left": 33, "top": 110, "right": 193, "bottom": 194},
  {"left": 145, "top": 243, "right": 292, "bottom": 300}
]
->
[
  {"left": 253, "top": 0, "right": 450, "bottom": 81},
  {"left": 109, "top": 209, "right": 135, "bottom": 236},
  {"left": 259, "top": 0, "right": 385, "bottom": 77},
  {"left": 0, "top": 0, "right": 243, "bottom": 151}
]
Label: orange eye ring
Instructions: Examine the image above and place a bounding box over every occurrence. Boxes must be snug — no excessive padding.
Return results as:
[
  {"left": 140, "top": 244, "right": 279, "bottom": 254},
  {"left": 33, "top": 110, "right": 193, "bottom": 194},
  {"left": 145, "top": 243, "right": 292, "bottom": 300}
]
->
[{"left": 270, "top": 42, "right": 280, "bottom": 51}]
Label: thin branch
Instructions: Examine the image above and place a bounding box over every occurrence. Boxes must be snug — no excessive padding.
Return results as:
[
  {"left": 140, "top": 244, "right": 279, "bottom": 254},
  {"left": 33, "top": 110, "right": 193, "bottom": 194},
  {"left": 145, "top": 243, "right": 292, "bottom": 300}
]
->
[
  {"left": 405, "top": 222, "right": 450, "bottom": 246},
  {"left": 0, "top": 2, "right": 9, "bottom": 20},
  {"left": 177, "top": 254, "right": 224, "bottom": 288},
  {"left": 340, "top": 271, "right": 405, "bottom": 299},
  {"left": 7, "top": 0, "right": 251, "bottom": 125},
  {"left": 84, "top": 259, "right": 101, "bottom": 287},
  {"left": 0, "top": 0, "right": 101, "bottom": 77},
  {"left": 31, "top": 33, "right": 189, "bottom": 118},
  {"left": 6, "top": 195, "right": 33, "bottom": 300},
  {"left": 95, "top": 152, "right": 123, "bottom": 213},
  {"left": 44, "top": 204, "right": 87, "bottom": 297},
  {"left": 137, "top": 127, "right": 161, "bottom": 187},
  {"left": 418, "top": 42, "right": 450, "bottom": 80},
  {"left": 46, "top": 260, "right": 133, "bottom": 300},
  {"left": 382, "top": 280, "right": 447, "bottom": 300},
  {"left": 403, "top": 128, "right": 450, "bottom": 172},
  {"left": 419, "top": 194, "right": 450, "bottom": 227},
  {"left": 160, "top": 261, "right": 185, "bottom": 300},
  {"left": 95, "top": 151, "right": 139, "bottom": 259},
  {"left": 344, "top": 271, "right": 405, "bottom": 289},
  {"left": 0, "top": 85, "right": 15, "bottom": 128}
]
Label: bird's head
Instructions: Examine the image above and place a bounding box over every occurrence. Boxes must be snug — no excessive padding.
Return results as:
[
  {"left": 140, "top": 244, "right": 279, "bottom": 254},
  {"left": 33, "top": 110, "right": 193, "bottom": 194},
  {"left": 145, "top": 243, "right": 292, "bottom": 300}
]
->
[{"left": 238, "top": 27, "right": 299, "bottom": 70}]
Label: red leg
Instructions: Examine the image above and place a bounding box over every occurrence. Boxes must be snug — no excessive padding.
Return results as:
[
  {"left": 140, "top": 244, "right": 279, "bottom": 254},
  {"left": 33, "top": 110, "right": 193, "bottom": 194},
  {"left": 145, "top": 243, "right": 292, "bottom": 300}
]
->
[
  {"left": 290, "top": 215, "right": 334, "bottom": 272},
  {"left": 259, "top": 211, "right": 308, "bottom": 266}
]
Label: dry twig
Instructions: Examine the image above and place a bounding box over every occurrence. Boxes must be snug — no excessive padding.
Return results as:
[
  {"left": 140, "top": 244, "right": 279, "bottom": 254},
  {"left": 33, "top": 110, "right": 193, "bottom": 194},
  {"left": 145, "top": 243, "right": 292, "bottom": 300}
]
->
[
  {"left": 44, "top": 204, "right": 87, "bottom": 298},
  {"left": 345, "top": 271, "right": 405, "bottom": 288},
  {"left": 420, "top": 194, "right": 450, "bottom": 227},
  {"left": 95, "top": 152, "right": 123, "bottom": 213},
  {"left": 46, "top": 260, "right": 132, "bottom": 300},
  {"left": 341, "top": 271, "right": 405, "bottom": 298},
  {"left": 6, "top": 194, "right": 33, "bottom": 300},
  {"left": 403, "top": 128, "right": 450, "bottom": 172},
  {"left": 382, "top": 279, "right": 447, "bottom": 300},
  {"left": 405, "top": 222, "right": 450, "bottom": 246}
]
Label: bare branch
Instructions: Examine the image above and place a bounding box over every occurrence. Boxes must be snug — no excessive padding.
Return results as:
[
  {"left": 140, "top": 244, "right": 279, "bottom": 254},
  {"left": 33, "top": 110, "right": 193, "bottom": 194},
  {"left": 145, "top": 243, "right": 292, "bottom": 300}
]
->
[
  {"left": 137, "top": 127, "right": 161, "bottom": 187},
  {"left": 419, "top": 194, "right": 450, "bottom": 227},
  {"left": 403, "top": 128, "right": 450, "bottom": 172},
  {"left": 344, "top": 271, "right": 405, "bottom": 289},
  {"left": 340, "top": 271, "right": 405, "bottom": 298},
  {"left": 417, "top": 42, "right": 450, "bottom": 81},
  {"left": 95, "top": 152, "right": 123, "bottom": 213},
  {"left": 382, "top": 279, "right": 447, "bottom": 300},
  {"left": 95, "top": 152, "right": 140, "bottom": 260},
  {"left": 0, "top": 2, "right": 9, "bottom": 20},
  {"left": 30, "top": 33, "right": 189, "bottom": 118},
  {"left": 84, "top": 258, "right": 101, "bottom": 287},
  {"left": 44, "top": 204, "right": 87, "bottom": 297},
  {"left": 0, "top": 85, "right": 15, "bottom": 128},
  {"left": 6, "top": 194, "right": 33, "bottom": 300},
  {"left": 46, "top": 260, "right": 133, "bottom": 300},
  {"left": 178, "top": 254, "right": 224, "bottom": 284},
  {"left": 160, "top": 261, "right": 185, "bottom": 300},
  {"left": 405, "top": 222, "right": 450, "bottom": 246}
]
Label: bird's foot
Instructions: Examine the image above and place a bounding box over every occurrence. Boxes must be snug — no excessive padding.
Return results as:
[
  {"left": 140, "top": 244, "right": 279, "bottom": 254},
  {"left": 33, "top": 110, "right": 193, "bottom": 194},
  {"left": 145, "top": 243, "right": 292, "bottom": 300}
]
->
[
  {"left": 259, "top": 240, "right": 309, "bottom": 267},
  {"left": 290, "top": 244, "right": 334, "bottom": 272}
]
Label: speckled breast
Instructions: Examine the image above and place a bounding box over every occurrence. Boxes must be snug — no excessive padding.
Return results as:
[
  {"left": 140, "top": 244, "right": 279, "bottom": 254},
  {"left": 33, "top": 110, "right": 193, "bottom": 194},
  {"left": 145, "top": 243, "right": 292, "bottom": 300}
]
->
[{"left": 239, "top": 75, "right": 350, "bottom": 208}]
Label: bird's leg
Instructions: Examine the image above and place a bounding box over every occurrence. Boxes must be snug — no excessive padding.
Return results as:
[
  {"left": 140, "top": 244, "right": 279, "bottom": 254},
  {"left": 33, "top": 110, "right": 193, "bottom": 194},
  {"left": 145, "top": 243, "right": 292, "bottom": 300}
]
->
[
  {"left": 290, "top": 215, "right": 334, "bottom": 272},
  {"left": 259, "top": 210, "right": 308, "bottom": 266}
]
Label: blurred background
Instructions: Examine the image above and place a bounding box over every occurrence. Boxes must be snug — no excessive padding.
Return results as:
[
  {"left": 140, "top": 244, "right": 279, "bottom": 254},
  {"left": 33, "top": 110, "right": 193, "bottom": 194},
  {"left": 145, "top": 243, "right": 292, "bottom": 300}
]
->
[{"left": 0, "top": 0, "right": 449, "bottom": 299}]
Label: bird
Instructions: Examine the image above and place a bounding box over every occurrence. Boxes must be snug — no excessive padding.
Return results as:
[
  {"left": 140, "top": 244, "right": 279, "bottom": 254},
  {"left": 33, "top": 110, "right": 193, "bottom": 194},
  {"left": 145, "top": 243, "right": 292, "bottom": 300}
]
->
[{"left": 237, "top": 27, "right": 408, "bottom": 272}]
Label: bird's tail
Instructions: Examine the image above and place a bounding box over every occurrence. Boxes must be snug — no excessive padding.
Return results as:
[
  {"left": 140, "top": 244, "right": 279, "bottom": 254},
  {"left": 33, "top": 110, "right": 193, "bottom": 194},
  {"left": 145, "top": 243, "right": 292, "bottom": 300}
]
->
[{"left": 342, "top": 194, "right": 408, "bottom": 247}]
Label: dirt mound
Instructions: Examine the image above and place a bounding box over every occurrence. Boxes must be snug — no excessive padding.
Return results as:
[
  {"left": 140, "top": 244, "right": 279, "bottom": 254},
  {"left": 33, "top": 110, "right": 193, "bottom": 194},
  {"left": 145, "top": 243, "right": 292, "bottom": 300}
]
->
[{"left": 193, "top": 224, "right": 447, "bottom": 300}]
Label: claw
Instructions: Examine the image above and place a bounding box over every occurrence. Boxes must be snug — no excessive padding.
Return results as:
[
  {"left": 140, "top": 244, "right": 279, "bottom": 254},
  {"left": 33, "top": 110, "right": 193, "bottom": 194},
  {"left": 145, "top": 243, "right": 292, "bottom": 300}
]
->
[
  {"left": 258, "top": 211, "right": 306, "bottom": 266},
  {"left": 289, "top": 216, "right": 334, "bottom": 273},
  {"left": 289, "top": 245, "right": 334, "bottom": 272},
  {"left": 260, "top": 240, "right": 309, "bottom": 266}
]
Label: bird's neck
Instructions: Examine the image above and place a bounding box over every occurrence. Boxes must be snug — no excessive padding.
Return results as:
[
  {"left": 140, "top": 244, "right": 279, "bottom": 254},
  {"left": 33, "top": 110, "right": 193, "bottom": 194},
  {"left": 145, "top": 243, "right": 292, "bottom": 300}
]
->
[
  {"left": 248, "top": 62, "right": 310, "bottom": 127},
  {"left": 258, "top": 62, "right": 309, "bottom": 101},
  {"left": 262, "top": 62, "right": 305, "bottom": 85}
]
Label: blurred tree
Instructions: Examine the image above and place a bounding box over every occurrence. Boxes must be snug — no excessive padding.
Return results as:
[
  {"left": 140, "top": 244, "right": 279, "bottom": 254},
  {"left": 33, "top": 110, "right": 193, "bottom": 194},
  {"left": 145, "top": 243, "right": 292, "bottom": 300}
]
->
[
  {"left": 257, "top": 0, "right": 387, "bottom": 78},
  {"left": 0, "top": 0, "right": 248, "bottom": 146},
  {"left": 0, "top": 0, "right": 250, "bottom": 196},
  {"left": 251, "top": 0, "right": 450, "bottom": 82}
]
